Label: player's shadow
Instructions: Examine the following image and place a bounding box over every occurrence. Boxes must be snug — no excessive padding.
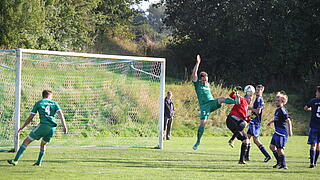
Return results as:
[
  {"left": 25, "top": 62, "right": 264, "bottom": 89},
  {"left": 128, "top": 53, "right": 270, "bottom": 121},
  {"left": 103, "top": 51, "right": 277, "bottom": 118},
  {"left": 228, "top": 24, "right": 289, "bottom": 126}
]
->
[{"left": 78, "top": 157, "right": 242, "bottom": 170}]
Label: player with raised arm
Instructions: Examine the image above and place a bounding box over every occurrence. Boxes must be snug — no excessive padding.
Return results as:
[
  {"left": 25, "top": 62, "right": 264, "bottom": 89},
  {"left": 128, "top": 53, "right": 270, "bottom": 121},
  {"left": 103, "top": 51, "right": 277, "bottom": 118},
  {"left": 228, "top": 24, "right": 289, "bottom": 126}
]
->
[
  {"left": 245, "top": 85, "right": 271, "bottom": 162},
  {"left": 7, "top": 90, "right": 68, "bottom": 166},
  {"left": 192, "top": 55, "right": 240, "bottom": 150},
  {"left": 304, "top": 86, "right": 320, "bottom": 168},
  {"left": 226, "top": 90, "right": 252, "bottom": 164},
  {"left": 267, "top": 91, "right": 292, "bottom": 169}
]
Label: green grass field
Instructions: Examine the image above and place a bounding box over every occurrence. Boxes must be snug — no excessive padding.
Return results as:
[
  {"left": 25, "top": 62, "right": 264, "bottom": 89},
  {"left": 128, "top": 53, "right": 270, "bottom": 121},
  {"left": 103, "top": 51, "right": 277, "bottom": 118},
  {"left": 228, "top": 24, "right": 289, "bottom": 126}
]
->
[{"left": 0, "top": 136, "right": 318, "bottom": 180}]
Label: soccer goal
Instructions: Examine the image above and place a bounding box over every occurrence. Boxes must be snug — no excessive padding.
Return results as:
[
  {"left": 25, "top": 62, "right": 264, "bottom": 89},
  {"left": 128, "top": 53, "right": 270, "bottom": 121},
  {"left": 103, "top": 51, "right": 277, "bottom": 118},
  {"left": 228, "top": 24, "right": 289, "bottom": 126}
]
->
[{"left": 0, "top": 49, "right": 166, "bottom": 151}]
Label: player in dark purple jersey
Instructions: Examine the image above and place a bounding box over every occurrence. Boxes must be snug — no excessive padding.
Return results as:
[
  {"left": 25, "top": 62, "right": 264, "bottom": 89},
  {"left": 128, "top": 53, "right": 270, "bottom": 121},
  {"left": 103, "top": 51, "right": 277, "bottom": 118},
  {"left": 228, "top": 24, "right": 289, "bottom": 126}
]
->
[
  {"left": 245, "top": 85, "right": 271, "bottom": 162},
  {"left": 304, "top": 86, "right": 320, "bottom": 168},
  {"left": 267, "top": 91, "right": 293, "bottom": 169}
]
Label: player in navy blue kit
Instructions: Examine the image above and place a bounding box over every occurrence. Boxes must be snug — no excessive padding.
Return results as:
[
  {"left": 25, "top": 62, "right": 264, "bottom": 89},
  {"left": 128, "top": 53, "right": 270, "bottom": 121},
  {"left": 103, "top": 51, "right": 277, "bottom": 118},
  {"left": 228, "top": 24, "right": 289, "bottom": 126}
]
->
[
  {"left": 304, "top": 86, "right": 320, "bottom": 168},
  {"left": 267, "top": 91, "right": 293, "bottom": 169},
  {"left": 245, "top": 85, "right": 271, "bottom": 162}
]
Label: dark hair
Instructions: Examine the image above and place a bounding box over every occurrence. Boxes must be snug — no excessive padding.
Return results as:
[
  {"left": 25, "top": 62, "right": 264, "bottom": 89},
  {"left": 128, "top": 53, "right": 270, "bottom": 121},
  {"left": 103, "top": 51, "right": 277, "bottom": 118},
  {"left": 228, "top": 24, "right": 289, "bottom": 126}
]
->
[
  {"left": 256, "top": 84, "right": 264, "bottom": 89},
  {"left": 200, "top": 71, "right": 208, "bottom": 78},
  {"left": 42, "top": 90, "right": 52, "bottom": 98},
  {"left": 317, "top": 86, "right": 320, "bottom": 93}
]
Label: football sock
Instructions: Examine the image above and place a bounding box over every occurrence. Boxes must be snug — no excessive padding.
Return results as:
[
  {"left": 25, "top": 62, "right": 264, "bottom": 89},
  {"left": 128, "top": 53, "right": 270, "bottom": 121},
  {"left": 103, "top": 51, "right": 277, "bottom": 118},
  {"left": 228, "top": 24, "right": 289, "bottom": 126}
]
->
[
  {"left": 224, "top": 98, "right": 239, "bottom": 104},
  {"left": 259, "top": 145, "right": 270, "bottom": 157},
  {"left": 229, "top": 134, "right": 236, "bottom": 142},
  {"left": 310, "top": 148, "right": 316, "bottom": 165},
  {"left": 272, "top": 150, "right": 279, "bottom": 164},
  {"left": 315, "top": 150, "right": 319, "bottom": 164},
  {"left": 14, "top": 144, "right": 27, "bottom": 162},
  {"left": 279, "top": 154, "right": 286, "bottom": 167},
  {"left": 240, "top": 143, "right": 248, "bottom": 162},
  {"left": 36, "top": 150, "right": 45, "bottom": 165},
  {"left": 196, "top": 126, "right": 205, "bottom": 144},
  {"left": 245, "top": 143, "right": 251, "bottom": 160}
]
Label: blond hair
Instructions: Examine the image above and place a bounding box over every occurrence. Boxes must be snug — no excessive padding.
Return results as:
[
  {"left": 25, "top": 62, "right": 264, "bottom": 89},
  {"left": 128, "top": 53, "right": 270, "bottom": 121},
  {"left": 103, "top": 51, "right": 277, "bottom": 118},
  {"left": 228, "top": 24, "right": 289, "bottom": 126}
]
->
[{"left": 276, "top": 91, "right": 288, "bottom": 105}]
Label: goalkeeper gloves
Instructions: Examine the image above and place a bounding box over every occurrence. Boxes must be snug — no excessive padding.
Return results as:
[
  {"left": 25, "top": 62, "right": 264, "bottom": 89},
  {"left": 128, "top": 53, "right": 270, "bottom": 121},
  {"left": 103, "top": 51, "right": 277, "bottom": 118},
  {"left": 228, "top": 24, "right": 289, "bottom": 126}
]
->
[
  {"left": 233, "top": 86, "right": 242, "bottom": 92},
  {"left": 247, "top": 113, "right": 257, "bottom": 121}
]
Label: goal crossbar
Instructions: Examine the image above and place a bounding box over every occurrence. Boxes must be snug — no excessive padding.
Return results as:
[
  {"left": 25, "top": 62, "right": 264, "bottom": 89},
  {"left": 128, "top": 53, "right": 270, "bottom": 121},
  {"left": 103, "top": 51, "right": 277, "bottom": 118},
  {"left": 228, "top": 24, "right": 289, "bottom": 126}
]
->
[{"left": 0, "top": 49, "right": 166, "bottom": 151}]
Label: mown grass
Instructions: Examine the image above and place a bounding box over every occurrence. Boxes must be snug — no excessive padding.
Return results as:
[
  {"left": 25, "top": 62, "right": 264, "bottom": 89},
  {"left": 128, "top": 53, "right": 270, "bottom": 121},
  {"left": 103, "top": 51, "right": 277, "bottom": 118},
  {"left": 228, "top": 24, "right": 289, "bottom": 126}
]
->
[{"left": 0, "top": 136, "right": 317, "bottom": 180}]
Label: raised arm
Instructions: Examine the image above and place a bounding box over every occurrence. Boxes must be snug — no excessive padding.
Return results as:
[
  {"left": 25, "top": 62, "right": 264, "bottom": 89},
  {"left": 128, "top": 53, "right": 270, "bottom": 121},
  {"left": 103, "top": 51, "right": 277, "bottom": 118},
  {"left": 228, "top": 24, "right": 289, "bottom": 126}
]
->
[
  {"left": 57, "top": 110, "right": 68, "bottom": 134},
  {"left": 286, "top": 118, "right": 293, "bottom": 136},
  {"left": 191, "top": 55, "right": 201, "bottom": 82},
  {"left": 18, "top": 113, "right": 36, "bottom": 133}
]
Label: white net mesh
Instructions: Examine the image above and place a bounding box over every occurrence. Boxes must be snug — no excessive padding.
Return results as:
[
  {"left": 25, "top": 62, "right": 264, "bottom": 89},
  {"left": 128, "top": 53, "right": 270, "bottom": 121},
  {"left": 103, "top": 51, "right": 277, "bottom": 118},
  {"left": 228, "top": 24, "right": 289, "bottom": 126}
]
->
[
  {"left": 0, "top": 50, "right": 16, "bottom": 150},
  {"left": 1, "top": 50, "right": 164, "bottom": 149}
]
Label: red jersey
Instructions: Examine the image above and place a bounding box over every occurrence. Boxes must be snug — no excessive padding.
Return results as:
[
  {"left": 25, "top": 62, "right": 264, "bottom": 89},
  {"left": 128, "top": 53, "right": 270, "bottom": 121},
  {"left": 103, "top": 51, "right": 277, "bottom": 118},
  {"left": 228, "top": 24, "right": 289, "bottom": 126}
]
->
[{"left": 228, "top": 95, "right": 249, "bottom": 122}]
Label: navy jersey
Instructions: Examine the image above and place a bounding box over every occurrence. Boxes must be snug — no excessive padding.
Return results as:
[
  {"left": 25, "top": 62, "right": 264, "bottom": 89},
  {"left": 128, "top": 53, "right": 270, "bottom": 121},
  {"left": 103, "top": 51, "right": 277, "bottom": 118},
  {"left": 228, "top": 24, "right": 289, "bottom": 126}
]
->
[
  {"left": 305, "top": 98, "right": 320, "bottom": 129},
  {"left": 251, "top": 96, "right": 264, "bottom": 124},
  {"left": 273, "top": 106, "right": 289, "bottom": 136}
]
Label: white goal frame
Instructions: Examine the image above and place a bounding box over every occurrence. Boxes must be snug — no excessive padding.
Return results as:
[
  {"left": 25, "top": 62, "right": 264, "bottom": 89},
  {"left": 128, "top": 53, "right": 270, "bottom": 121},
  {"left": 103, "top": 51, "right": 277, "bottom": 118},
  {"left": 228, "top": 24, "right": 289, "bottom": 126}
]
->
[{"left": 10, "top": 48, "right": 166, "bottom": 151}]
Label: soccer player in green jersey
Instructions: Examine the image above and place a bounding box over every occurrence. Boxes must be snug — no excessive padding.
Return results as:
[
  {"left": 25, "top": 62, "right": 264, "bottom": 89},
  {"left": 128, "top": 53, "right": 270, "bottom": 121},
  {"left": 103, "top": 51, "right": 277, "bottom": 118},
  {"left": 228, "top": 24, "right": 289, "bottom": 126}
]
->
[
  {"left": 7, "top": 90, "right": 68, "bottom": 166},
  {"left": 192, "top": 55, "right": 239, "bottom": 150}
]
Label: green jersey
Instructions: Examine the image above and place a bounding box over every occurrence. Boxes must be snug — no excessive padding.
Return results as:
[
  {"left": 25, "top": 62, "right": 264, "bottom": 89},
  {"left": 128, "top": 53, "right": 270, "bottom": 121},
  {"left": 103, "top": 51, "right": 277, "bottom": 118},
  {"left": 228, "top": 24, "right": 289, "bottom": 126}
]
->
[
  {"left": 193, "top": 80, "right": 215, "bottom": 105},
  {"left": 31, "top": 99, "right": 61, "bottom": 127}
]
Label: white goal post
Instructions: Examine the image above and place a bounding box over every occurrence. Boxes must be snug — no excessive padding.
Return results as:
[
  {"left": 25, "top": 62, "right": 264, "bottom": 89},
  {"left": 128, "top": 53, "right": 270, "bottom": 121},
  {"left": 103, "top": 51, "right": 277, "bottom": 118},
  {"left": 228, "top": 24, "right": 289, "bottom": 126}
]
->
[{"left": 0, "top": 49, "right": 166, "bottom": 151}]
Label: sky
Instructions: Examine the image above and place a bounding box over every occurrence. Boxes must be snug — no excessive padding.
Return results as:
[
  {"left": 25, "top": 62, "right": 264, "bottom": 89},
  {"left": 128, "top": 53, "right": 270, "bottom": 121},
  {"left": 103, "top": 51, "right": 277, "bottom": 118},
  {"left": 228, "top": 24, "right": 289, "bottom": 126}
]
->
[{"left": 132, "top": 0, "right": 160, "bottom": 11}]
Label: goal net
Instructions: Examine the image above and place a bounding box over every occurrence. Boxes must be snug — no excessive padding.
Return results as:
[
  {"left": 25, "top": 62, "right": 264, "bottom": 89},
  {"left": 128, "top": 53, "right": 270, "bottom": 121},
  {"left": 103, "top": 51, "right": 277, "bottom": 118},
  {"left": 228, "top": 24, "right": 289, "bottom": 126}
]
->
[
  {"left": 0, "top": 49, "right": 165, "bottom": 151},
  {"left": 0, "top": 50, "right": 16, "bottom": 151}
]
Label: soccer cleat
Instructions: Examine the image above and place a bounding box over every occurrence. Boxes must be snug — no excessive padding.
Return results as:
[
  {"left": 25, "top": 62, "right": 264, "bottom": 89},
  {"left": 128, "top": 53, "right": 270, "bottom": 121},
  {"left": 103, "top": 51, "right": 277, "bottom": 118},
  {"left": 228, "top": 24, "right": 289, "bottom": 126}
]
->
[
  {"left": 279, "top": 166, "right": 288, "bottom": 169},
  {"left": 309, "top": 164, "right": 315, "bottom": 168},
  {"left": 7, "top": 160, "right": 18, "bottom": 166},
  {"left": 264, "top": 156, "right": 271, "bottom": 163},
  {"left": 228, "top": 140, "right": 234, "bottom": 148},
  {"left": 33, "top": 163, "right": 41, "bottom": 166},
  {"left": 273, "top": 163, "right": 280, "bottom": 168},
  {"left": 238, "top": 160, "right": 246, "bottom": 164},
  {"left": 192, "top": 142, "right": 199, "bottom": 150}
]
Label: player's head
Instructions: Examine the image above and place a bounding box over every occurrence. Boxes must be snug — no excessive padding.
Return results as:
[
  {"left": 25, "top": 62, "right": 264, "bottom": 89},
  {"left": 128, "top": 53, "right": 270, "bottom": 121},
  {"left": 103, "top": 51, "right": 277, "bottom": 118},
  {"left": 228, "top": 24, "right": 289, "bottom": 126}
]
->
[
  {"left": 275, "top": 91, "right": 288, "bottom": 107},
  {"left": 244, "top": 94, "right": 253, "bottom": 105},
  {"left": 316, "top": 86, "right": 320, "bottom": 98},
  {"left": 42, "top": 90, "right": 53, "bottom": 99},
  {"left": 199, "top": 71, "right": 208, "bottom": 84},
  {"left": 255, "top": 84, "right": 264, "bottom": 96},
  {"left": 167, "top": 91, "right": 172, "bottom": 99}
]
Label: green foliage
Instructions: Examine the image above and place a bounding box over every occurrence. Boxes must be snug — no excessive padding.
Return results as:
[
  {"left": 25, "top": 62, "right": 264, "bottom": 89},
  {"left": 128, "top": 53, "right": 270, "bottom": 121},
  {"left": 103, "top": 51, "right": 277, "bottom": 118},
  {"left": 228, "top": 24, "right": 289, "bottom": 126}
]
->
[
  {"left": 0, "top": 0, "right": 144, "bottom": 50},
  {"left": 163, "top": 0, "right": 320, "bottom": 91}
]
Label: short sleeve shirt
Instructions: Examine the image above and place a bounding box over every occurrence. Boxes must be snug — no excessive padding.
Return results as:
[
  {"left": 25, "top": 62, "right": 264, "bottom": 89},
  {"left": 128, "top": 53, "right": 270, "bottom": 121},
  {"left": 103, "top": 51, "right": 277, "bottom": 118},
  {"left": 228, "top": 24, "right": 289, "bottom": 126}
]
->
[
  {"left": 31, "top": 99, "right": 61, "bottom": 127},
  {"left": 305, "top": 98, "right": 320, "bottom": 129},
  {"left": 274, "top": 106, "right": 289, "bottom": 136},
  {"left": 193, "top": 80, "right": 214, "bottom": 105},
  {"left": 228, "top": 97, "right": 248, "bottom": 121},
  {"left": 251, "top": 96, "right": 264, "bottom": 124}
]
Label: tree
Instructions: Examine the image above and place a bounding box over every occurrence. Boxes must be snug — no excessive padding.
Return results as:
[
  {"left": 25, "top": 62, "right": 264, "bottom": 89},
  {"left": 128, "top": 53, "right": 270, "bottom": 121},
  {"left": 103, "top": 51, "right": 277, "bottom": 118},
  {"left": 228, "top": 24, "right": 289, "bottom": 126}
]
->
[{"left": 163, "top": 0, "right": 320, "bottom": 90}]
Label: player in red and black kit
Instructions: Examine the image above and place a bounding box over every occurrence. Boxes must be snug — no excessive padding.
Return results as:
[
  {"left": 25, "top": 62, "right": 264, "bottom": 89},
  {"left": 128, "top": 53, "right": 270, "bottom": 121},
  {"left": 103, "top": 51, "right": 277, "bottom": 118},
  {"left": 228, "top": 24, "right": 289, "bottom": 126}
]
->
[{"left": 226, "top": 91, "right": 253, "bottom": 164}]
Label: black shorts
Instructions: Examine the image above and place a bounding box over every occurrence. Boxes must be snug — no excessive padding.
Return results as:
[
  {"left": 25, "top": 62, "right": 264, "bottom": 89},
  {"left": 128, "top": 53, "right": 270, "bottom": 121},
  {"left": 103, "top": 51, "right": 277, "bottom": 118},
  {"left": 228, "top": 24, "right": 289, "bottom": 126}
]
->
[{"left": 226, "top": 115, "right": 248, "bottom": 141}]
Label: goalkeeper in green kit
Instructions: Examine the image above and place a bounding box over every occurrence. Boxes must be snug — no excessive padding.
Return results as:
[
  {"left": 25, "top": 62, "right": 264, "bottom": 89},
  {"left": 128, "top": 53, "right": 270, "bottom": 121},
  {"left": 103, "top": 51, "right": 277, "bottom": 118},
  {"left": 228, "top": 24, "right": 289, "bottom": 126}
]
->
[
  {"left": 7, "top": 90, "right": 68, "bottom": 166},
  {"left": 192, "top": 55, "right": 239, "bottom": 150}
]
